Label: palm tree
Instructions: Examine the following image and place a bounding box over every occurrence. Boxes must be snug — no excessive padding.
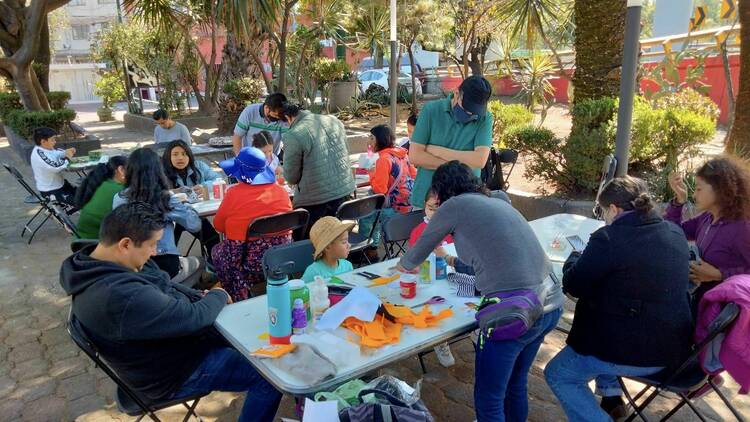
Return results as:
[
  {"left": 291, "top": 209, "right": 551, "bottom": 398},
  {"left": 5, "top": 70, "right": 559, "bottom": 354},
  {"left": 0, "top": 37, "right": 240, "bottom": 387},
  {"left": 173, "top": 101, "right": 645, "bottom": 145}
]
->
[
  {"left": 726, "top": 0, "right": 749, "bottom": 157},
  {"left": 496, "top": 0, "right": 573, "bottom": 81},
  {"left": 571, "top": 0, "right": 627, "bottom": 106},
  {"left": 350, "top": 4, "right": 389, "bottom": 69}
]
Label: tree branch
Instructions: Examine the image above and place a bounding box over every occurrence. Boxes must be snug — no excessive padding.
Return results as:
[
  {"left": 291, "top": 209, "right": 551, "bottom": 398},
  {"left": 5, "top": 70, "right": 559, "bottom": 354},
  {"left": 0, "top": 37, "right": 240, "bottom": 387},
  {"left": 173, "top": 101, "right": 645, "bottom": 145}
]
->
[
  {"left": 46, "top": 0, "right": 71, "bottom": 12},
  {"left": 17, "top": 0, "right": 49, "bottom": 65}
]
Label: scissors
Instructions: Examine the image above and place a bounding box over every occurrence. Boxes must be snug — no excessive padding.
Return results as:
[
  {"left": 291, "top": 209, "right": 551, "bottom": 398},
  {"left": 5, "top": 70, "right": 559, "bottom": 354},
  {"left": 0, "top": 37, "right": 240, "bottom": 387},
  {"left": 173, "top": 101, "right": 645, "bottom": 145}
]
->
[{"left": 409, "top": 296, "right": 447, "bottom": 309}]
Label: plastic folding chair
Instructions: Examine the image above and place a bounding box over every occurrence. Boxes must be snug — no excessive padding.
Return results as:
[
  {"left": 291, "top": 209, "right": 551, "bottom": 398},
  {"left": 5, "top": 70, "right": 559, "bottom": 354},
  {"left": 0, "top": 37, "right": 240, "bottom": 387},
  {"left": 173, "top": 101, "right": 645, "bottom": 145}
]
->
[
  {"left": 239, "top": 209, "right": 309, "bottom": 295},
  {"left": 66, "top": 309, "right": 206, "bottom": 422},
  {"left": 618, "top": 302, "right": 744, "bottom": 422},
  {"left": 3, "top": 162, "right": 78, "bottom": 242},
  {"left": 336, "top": 194, "right": 385, "bottom": 265},
  {"left": 381, "top": 210, "right": 424, "bottom": 259},
  {"left": 262, "top": 240, "right": 315, "bottom": 280}
]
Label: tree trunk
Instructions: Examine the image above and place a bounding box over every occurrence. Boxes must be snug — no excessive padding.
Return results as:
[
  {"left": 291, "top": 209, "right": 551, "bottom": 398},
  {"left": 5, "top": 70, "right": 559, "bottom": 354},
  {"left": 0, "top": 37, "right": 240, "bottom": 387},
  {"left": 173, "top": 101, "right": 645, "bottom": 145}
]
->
[
  {"left": 407, "top": 44, "right": 418, "bottom": 114},
  {"left": 726, "top": 1, "right": 750, "bottom": 157},
  {"left": 217, "top": 33, "right": 255, "bottom": 134},
  {"left": 34, "top": 16, "right": 50, "bottom": 93},
  {"left": 571, "top": 0, "right": 627, "bottom": 106},
  {"left": 15, "top": 65, "right": 43, "bottom": 110},
  {"left": 30, "top": 66, "right": 50, "bottom": 110}
]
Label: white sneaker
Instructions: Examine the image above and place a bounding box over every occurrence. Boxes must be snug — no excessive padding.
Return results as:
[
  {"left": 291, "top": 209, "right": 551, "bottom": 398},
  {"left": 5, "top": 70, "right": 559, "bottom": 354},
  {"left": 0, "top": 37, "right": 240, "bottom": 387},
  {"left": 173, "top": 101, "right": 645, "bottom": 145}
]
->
[{"left": 434, "top": 342, "right": 455, "bottom": 367}]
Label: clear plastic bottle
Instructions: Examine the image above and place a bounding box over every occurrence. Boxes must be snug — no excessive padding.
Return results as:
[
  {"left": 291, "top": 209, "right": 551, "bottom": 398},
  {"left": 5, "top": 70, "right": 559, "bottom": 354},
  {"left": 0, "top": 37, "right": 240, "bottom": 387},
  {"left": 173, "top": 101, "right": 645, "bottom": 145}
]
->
[{"left": 309, "top": 276, "right": 330, "bottom": 327}]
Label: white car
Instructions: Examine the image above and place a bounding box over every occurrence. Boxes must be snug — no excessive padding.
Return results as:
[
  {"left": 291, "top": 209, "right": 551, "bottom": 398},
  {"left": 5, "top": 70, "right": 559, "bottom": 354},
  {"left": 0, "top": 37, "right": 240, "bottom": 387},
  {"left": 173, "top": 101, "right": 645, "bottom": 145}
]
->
[{"left": 358, "top": 69, "right": 423, "bottom": 97}]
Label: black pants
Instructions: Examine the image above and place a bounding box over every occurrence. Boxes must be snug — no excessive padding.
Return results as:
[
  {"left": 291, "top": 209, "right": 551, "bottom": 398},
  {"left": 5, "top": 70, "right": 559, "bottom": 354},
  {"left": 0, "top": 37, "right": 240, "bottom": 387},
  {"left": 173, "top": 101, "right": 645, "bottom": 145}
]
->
[
  {"left": 41, "top": 180, "right": 77, "bottom": 208},
  {"left": 297, "top": 195, "right": 350, "bottom": 238},
  {"left": 174, "top": 218, "right": 220, "bottom": 261},
  {"left": 151, "top": 254, "right": 181, "bottom": 279}
]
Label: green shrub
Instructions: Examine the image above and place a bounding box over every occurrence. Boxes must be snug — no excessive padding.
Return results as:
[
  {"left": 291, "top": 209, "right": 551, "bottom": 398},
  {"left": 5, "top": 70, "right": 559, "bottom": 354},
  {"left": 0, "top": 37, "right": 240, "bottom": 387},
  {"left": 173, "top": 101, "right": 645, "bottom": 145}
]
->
[
  {"left": 487, "top": 101, "right": 534, "bottom": 147},
  {"left": 5, "top": 108, "right": 77, "bottom": 139},
  {"left": 94, "top": 72, "right": 125, "bottom": 108},
  {"left": 46, "top": 91, "right": 71, "bottom": 110},
  {"left": 311, "top": 58, "right": 354, "bottom": 85},
  {"left": 653, "top": 88, "right": 719, "bottom": 123},
  {"left": 0, "top": 92, "right": 22, "bottom": 122},
  {"left": 506, "top": 126, "right": 573, "bottom": 192},
  {"left": 223, "top": 77, "right": 265, "bottom": 103}
]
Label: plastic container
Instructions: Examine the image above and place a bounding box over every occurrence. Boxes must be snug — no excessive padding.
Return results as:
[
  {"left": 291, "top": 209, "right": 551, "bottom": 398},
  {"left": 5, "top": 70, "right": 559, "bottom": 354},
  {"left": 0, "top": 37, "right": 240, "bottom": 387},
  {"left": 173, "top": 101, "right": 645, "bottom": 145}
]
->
[
  {"left": 212, "top": 178, "right": 227, "bottom": 200},
  {"left": 419, "top": 253, "right": 437, "bottom": 283},
  {"left": 291, "top": 299, "right": 307, "bottom": 334},
  {"left": 436, "top": 257, "right": 447, "bottom": 280},
  {"left": 309, "top": 276, "right": 330, "bottom": 325},
  {"left": 204, "top": 180, "right": 214, "bottom": 200},
  {"left": 289, "top": 279, "right": 311, "bottom": 322},
  {"left": 266, "top": 262, "right": 295, "bottom": 344},
  {"left": 400, "top": 272, "right": 418, "bottom": 298}
]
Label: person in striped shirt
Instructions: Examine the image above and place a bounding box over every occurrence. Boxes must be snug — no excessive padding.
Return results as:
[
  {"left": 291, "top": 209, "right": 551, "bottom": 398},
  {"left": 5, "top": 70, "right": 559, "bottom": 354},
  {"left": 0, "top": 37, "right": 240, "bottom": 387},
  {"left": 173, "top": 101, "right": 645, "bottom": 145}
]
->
[{"left": 231, "top": 93, "right": 289, "bottom": 158}]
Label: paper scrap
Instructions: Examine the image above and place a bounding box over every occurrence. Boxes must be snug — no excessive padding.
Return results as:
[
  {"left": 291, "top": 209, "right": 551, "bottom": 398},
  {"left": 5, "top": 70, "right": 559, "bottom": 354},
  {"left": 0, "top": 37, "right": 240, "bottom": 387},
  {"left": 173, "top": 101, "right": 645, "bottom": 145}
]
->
[
  {"left": 316, "top": 287, "right": 382, "bottom": 330},
  {"left": 302, "top": 398, "right": 339, "bottom": 422}
]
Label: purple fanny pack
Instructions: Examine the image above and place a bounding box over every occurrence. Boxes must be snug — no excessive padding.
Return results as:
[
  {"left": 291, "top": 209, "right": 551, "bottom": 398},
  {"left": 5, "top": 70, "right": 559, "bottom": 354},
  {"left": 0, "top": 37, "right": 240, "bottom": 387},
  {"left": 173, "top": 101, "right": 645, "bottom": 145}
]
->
[{"left": 475, "top": 289, "right": 543, "bottom": 343}]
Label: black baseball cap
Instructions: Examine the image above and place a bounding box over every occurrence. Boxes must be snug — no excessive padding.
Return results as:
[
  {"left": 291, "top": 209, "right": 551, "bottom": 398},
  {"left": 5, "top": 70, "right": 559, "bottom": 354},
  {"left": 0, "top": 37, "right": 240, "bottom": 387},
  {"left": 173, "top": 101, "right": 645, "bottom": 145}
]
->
[{"left": 459, "top": 76, "right": 492, "bottom": 117}]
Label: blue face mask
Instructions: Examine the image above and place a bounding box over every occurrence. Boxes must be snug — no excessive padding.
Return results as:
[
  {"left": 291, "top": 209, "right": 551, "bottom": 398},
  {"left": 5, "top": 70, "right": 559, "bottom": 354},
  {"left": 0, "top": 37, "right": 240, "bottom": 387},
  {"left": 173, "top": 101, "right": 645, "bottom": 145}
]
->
[{"left": 452, "top": 104, "right": 478, "bottom": 123}]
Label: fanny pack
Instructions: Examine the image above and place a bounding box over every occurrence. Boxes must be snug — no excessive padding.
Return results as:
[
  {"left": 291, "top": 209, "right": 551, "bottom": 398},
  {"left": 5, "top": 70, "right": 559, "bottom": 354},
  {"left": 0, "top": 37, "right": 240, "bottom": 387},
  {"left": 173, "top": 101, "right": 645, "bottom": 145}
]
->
[{"left": 475, "top": 289, "right": 543, "bottom": 346}]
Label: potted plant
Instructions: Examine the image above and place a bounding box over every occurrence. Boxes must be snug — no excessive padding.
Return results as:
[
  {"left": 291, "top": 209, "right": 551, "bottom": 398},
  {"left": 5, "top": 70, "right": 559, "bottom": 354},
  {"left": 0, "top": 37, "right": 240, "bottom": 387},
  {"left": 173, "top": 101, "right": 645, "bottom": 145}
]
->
[
  {"left": 312, "top": 59, "right": 359, "bottom": 112},
  {"left": 94, "top": 71, "right": 125, "bottom": 122}
]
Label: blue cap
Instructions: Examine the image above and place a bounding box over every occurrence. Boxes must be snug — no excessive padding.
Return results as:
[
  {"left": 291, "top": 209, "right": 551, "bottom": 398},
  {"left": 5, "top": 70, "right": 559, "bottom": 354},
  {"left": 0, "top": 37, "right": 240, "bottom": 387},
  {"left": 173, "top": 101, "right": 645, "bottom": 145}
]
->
[{"left": 219, "top": 147, "right": 276, "bottom": 185}]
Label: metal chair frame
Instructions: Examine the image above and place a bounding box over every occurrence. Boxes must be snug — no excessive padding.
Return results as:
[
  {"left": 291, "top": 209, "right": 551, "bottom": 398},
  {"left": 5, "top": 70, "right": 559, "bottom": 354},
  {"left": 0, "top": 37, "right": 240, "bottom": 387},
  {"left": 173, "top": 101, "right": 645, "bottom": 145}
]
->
[
  {"left": 262, "top": 239, "right": 315, "bottom": 281},
  {"left": 381, "top": 210, "right": 424, "bottom": 259},
  {"left": 336, "top": 194, "right": 386, "bottom": 265}
]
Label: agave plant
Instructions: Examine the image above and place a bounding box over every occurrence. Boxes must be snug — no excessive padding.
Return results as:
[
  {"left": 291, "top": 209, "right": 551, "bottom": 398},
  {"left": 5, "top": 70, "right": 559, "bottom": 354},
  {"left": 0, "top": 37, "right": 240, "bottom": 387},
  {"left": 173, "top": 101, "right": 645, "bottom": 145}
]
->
[
  {"left": 642, "top": 49, "right": 712, "bottom": 101},
  {"left": 512, "top": 53, "right": 556, "bottom": 122}
]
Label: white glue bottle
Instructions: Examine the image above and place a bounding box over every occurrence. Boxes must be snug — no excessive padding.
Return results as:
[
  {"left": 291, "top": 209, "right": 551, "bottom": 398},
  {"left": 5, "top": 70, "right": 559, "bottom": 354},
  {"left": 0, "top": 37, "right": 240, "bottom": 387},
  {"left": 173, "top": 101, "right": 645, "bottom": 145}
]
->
[{"left": 309, "top": 276, "right": 330, "bottom": 327}]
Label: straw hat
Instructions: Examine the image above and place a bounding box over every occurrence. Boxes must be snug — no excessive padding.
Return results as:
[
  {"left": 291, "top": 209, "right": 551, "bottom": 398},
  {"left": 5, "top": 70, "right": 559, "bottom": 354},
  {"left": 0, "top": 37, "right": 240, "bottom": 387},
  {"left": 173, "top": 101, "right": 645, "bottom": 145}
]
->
[{"left": 310, "top": 216, "right": 355, "bottom": 260}]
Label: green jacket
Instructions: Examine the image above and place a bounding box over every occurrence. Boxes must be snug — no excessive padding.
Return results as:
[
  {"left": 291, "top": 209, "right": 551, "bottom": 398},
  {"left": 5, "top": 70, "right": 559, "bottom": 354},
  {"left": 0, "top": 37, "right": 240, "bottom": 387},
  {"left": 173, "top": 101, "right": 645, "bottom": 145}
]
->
[
  {"left": 282, "top": 110, "right": 355, "bottom": 207},
  {"left": 76, "top": 179, "right": 124, "bottom": 239}
]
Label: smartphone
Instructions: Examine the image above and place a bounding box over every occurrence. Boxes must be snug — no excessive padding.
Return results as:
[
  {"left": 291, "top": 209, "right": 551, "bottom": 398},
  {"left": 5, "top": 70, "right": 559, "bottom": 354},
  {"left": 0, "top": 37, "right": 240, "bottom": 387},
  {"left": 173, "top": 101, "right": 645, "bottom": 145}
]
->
[
  {"left": 566, "top": 235, "right": 586, "bottom": 252},
  {"left": 688, "top": 244, "right": 701, "bottom": 263}
]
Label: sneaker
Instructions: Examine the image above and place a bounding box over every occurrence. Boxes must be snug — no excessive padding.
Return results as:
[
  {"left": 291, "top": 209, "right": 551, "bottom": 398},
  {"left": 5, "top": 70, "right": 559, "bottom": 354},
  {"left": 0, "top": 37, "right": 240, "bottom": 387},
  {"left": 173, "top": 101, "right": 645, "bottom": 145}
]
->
[{"left": 434, "top": 342, "right": 455, "bottom": 367}]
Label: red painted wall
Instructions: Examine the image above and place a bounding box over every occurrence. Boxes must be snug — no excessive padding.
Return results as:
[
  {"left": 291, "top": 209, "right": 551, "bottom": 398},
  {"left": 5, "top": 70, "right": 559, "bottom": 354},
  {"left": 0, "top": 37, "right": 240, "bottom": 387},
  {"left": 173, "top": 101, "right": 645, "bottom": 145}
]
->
[{"left": 440, "top": 54, "right": 740, "bottom": 125}]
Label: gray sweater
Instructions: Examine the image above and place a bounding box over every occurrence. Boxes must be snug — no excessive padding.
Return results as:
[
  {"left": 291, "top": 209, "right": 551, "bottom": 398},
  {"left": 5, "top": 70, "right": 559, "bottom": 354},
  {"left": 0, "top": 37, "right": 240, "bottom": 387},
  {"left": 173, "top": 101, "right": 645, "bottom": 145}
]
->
[{"left": 400, "top": 193, "right": 552, "bottom": 295}]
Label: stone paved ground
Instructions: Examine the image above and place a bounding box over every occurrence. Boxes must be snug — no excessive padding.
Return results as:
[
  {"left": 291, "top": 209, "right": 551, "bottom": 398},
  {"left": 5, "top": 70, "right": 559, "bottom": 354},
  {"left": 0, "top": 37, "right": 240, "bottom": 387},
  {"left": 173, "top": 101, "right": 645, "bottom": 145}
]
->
[{"left": 0, "top": 105, "right": 748, "bottom": 421}]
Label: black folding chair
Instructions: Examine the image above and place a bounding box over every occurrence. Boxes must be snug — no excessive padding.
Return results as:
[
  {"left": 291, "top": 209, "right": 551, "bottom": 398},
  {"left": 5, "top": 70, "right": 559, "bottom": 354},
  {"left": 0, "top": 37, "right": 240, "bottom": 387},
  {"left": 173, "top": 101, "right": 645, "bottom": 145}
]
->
[
  {"left": 262, "top": 240, "right": 315, "bottom": 280},
  {"left": 593, "top": 154, "right": 617, "bottom": 220},
  {"left": 618, "top": 302, "right": 744, "bottom": 422},
  {"left": 381, "top": 210, "right": 424, "bottom": 259},
  {"left": 482, "top": 148, "right": 518, "bottom": 191},
  {"left": 242, "top": 209, "right": 309, "bottom": 296},
  {"left": 336, "top": 194, "right": 385, "bottom": 265},
  {"left": 66, "top": 309, "right": 206, "bottom": 422},
  {"left": 3, "top": 162, "right": 79, "bottom": 242}
]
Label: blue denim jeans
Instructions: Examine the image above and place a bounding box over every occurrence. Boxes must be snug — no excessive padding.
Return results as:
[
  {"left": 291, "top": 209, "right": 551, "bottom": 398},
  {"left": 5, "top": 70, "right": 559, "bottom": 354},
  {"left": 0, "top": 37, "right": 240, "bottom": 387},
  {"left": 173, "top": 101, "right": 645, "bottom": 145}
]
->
[
  {"left": 474, "top": 308, "right": 562, "bottom": 422},
  {"left": 358, "top": 207, "right": 396, "bottom": 246},
  {"left": 544, "top": 346, "right": 663, "bottom": 422},
  {"left": 171, "top": 347, "right": 282, "bottom": 422}
]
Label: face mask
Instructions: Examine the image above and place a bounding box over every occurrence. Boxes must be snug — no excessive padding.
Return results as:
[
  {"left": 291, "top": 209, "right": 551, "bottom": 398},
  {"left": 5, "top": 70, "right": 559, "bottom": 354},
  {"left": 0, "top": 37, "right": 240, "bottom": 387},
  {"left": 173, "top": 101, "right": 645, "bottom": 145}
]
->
[
  {"left": 452, "top": 104, "right": 478, "bottom": 123},
  {"left": 267, "top": 115, "right": 279, "bottom": 123}
]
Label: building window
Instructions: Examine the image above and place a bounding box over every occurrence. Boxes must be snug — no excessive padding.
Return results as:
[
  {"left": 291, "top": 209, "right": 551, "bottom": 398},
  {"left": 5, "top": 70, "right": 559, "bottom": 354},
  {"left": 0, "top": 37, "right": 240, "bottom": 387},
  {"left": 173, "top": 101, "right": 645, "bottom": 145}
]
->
[
  {"left": 71, "top": 25, "right": 89, "bottom": 41},
  {"left": 98, "top": 0, "right": 115, "bottom": 3},
  {"left": 69, "top": 0, "right": 85, "bottom": 5}
]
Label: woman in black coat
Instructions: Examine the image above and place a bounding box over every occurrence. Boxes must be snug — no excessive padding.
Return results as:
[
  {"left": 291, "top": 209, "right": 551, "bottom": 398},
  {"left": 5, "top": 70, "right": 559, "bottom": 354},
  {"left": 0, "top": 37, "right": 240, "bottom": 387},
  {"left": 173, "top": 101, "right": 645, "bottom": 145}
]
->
[{"left": 544, "top": 176, "right": 694, "bottom": 421}]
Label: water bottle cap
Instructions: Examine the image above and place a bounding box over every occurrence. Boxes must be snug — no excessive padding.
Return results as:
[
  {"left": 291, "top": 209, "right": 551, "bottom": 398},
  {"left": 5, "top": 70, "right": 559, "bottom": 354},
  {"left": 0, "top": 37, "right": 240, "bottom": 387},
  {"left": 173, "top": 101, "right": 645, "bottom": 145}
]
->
[{"left": 289, "top": 279, "right": 305, "bottom": 289}]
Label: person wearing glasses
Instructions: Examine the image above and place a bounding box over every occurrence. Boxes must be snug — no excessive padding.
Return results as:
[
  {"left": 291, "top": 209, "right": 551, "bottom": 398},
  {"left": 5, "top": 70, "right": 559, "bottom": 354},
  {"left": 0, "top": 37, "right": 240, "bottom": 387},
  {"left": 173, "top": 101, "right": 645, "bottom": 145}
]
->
[{"left": 407, "top": 75, "right": 494, "bottom": 209}]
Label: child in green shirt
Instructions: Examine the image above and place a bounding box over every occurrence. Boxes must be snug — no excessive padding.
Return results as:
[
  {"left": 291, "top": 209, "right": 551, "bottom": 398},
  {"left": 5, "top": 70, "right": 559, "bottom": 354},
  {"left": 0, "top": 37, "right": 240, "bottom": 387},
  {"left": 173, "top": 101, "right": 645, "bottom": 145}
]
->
[{"left": 302, "top": 216, "right": 355, "bottom": 282}]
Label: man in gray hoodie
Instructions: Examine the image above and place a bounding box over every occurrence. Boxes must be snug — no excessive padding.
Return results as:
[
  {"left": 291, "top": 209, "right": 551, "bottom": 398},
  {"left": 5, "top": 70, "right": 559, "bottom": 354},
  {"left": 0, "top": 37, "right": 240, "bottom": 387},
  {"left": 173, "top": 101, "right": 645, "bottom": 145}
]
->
[{"left": 59, "top": 202, "right": 281, "bottom": 421}]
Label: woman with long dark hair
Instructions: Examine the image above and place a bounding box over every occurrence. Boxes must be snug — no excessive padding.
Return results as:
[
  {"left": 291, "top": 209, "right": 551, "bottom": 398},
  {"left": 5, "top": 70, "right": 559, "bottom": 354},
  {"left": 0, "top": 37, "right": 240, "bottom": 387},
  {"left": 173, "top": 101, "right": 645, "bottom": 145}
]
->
[
  {"left": 113, "top": 148, "right": 202, "bottom": 278},
  {"left": 74, "top": 156, "right": 127, "bottom": 239},
  {"left": 161, "top": 140, "right": 222, "bottom": 260},
  {"left": 396, "top": 160, "right": 563, "bottom": 422},
  {"left": 544, "top": 176, "right": 693, "bottom": 421},
  {"left": 667, "top": 155, "right": 750, "bottom": 308},
  {"left": 161, "top": 140, "right": 221, "bottom": 188}
]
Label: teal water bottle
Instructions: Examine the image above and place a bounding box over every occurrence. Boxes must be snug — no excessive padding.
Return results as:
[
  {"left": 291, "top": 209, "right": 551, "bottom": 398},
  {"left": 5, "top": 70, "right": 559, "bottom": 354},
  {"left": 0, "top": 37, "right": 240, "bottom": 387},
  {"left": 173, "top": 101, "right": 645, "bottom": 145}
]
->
[{"left": 267, "top": 261, "right": 294, "bottom": 344}]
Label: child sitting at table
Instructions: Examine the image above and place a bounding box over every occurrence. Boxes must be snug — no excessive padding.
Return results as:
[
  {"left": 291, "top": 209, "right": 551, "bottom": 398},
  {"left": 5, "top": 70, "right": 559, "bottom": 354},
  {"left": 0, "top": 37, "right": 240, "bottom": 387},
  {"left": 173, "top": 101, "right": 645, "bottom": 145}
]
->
[
  {"left": 252, "top": 130, "right": 280, "bottom": 171},
  {"left": 302, "top": 216, "right": 355, "bottom": 283},
  {"left": 30, "top": 127, "right": 77, "bottom": 207}
]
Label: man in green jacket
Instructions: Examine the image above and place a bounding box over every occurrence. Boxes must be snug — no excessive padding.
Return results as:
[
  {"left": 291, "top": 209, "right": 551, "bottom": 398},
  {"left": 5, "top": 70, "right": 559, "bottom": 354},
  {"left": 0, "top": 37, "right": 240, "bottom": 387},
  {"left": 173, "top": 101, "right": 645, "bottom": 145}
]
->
[{"left": 281, "top": 105, "right": 355, "bottom": 235}]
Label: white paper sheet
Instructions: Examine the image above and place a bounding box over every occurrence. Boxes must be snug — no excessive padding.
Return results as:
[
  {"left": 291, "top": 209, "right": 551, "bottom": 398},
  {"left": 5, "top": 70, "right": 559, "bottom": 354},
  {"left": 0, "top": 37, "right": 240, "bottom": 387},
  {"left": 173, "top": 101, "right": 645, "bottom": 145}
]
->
[
  {"left": 302, "top": 398, "right": 339, "bottom": 422},
  {"left": 315, "top": 287, "right": 381, "bottom": 330}
]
